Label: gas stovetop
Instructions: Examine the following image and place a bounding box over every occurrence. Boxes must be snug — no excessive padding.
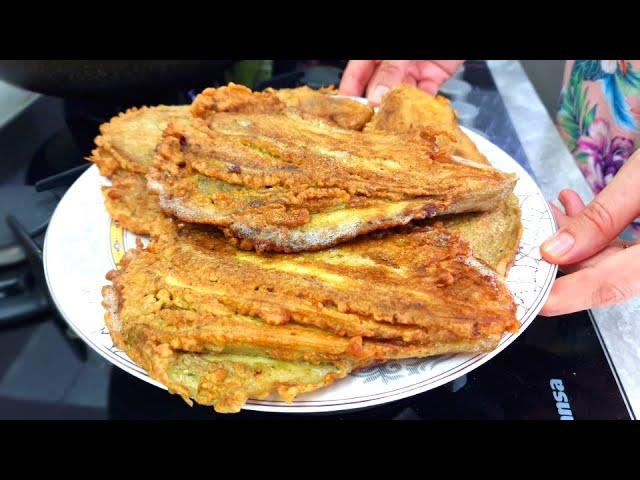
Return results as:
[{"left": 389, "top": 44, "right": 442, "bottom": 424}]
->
[{"left": 0, "top": 61, "right": 633, "bottom": 419}]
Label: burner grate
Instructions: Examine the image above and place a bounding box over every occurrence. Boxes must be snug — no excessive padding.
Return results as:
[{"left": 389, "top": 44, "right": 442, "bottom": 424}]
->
[{"left": 1, "top": 170, "right": 87, "bottom": 361}]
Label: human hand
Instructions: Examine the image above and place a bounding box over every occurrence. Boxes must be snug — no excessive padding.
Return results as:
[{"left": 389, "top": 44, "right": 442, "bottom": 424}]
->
[
  {"left": 338, "top": 60, "right": 465, "bottom": 105},
  {"left": 539, "top": 151, "right": 640, "bottom": 316}
]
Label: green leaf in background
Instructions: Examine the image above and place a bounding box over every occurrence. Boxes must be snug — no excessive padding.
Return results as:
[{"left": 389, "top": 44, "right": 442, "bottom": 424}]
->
[
  {"left": 558, "top": 120, "right": 578, "bottom": 151},
  {"left": 574, "top": 151, "right": 590, "bottom": 165},
  {"left": 557, "top": 89, "right": 580, "bottom": 151},
  {"left": 224, "top": 60, "right": 273, "bottom": 89},
  {"left": 575, "top": 84, "right": 590, "bottom": 132},
  {"left": 556, "top": 69, "right": 598, "bottom": 152},
  {"left": 583, "top": 104, "right": 597, "bottom": 133},
  {"left": 577, "top": 84, "right": 587, "bottom": 113}
]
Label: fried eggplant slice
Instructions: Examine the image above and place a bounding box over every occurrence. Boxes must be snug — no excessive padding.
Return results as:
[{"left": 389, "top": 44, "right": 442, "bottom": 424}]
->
[
  {"left": 103, "top": 222, "right": 517, "bottom": 412},
  {"left": 102, "top": 170, "right": 168, "bottom": 236},
  {"left": 366, "top": 84, "right": 523, "bottom": 275},
  {"left": 270, "top": 86, "right": 373, "bottom": 130},
  {"left": 89, "top": 105, "right": 190, "bottom": 177},
  {"left": 89, "top": 105, "right": 189, "bottom": 237},
  {"left": 365, "top": 84, "right": 489, "bottom": 165},
  {"left": 190, "top": 83, "right": 284, "bottom": 118},
  {"left": 90, "top": 85, "right": 369, "bottom": 179},
  {"left": 149, "top": 104, "right": 516, "bottom": 252},
  {"left": 92, "top": 91, "right": 370, "bottom": 240},
  {"left": 435, "top": 193, "right": 522, "bottom": 276},
  {"left": 192, "top": 83, "right": 373, "bottom": 131}
]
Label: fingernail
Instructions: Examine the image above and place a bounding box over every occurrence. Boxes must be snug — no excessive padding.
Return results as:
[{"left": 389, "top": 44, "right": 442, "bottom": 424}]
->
[
  {"left": 370, "top": 85, "right": 389, "bottom": 104},
  {"left": 541, "top": 231, "right": 575, "bottom": 257}
]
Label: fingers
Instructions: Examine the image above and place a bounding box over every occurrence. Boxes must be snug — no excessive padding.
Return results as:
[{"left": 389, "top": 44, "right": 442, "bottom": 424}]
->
[
  {"left": 550, "top": 189, "right": 586, "bottom": 226},
  {"left": 365, "top": 60, "right": 410, "bottom": 105},
  {"left": 432, "top": 60, "right": 466, "bottom": 76},
  {"left": 549, "top": 200, "right": 630, "bottom": 273},
  {"left": 339, "top": 60, "right": 465, "bottom": 102},
  {"left": 417, "top": 79, "right": 441, "bottom": 95},
  {"left": 338, "top": 60, "right": 378, "bottom": 97},
  {"left": 402, "top": 76, "right": 418, "bottom": 88},
  {"left": 540, "top": 244, "right": 640, "bottom": 316},
  {"left": 571, "top": 243, "right": 626, "bottom": 271},
  {"left": 548, "top": 203, "right": 573, "bottom": 274},
  {"left": 549, "top": 202, "right": 571, "bottom": 229},
  {"left": 549, "top": 202, "right": 581, "bottom": 273},
  {"left": 414, "top": 60, "right": 463, "bottom": 94},
  {"left": 540, "top": 150, "right": 640, "bottom": 265},
  {"left": 557, "top": 189, "right": 585, "bottom": 216},
  {"left": 549, "top": 192, "right": 628, "bottom": 273}
]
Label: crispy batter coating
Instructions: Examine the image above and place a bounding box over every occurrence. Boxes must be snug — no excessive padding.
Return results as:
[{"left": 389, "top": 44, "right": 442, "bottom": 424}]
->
[
  {"left": 271, "top": 86, "right": 373, "bottom": 130},
  {"left": 92, "top": 84, "right": 368, "bottom": 179},
  {"left": 191, "top": 83, "right": 284, "bottom": 118},
  {"left": 366, "top": 84, "right": 523, "bottom": 275},
  {"left": 102, "top": 171, "right": 168, "bottom": 236},
  {"left": 88, "top": 105, "right": 188, "bottom": 237},
  {"left": 89, "top": 105, "right": 190, "bottom": 177},
  {"left": 91, "top": 88, "right": 374, "bottom": 239},
  {"left": 149, "top": 97, "right": 516, "bottom": 252},
  {"left": 93, "top": 83, "right": 523, "bottom": 413},
  {"left": 437, "top": 194, "right": 522, "bottom": 276},
  {"left": 365, "top": 84, "right": 489, "bottom": 165},
  {"left": 192, "top": 83, "right": 374, "bottom": 131},
  {"left": 103, "top": 222, "right": 516, "bottom": 412}
]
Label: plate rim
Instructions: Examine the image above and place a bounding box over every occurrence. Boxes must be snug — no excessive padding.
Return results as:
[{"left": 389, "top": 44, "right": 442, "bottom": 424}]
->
[{"left": 43, "top": 125, "right": 557, "bottom": 414}]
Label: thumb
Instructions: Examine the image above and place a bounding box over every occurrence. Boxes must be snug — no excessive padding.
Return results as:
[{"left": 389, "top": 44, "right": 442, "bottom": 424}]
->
[
  {"left": 365, "top": 60, "right": 410, "bottom": 105},
  {"left": 540, "top": 243, "right": 640, "bottom": 316},
  {"left": 540, "top": 150, "right": 640, "bottom": 265}
]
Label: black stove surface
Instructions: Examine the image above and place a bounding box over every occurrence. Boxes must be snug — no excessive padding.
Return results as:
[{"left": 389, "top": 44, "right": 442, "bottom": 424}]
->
[{"left": 0, "top": 60, "right": 633, "bottom": 420}]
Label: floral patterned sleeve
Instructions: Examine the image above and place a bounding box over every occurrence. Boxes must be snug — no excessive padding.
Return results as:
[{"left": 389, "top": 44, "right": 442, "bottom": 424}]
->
[{"left": 556, "top": 60, "right": 640, "bottom": 239}]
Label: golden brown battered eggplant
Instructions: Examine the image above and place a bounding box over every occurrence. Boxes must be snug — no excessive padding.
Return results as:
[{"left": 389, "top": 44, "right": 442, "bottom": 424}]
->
[
  {"left": 90, "top": 87, "right": 375, "bottom": 239},
  {"left": 102, "top": 171, "right": 168, "bottom": 236},
  {"left": 90, "top": 84, "right": 371, "bottom": 180},
  {"left": 149, "top": 98, "right": 516, "bottom": 252},
  {"left": 103, "top": 221, "right": 517, "bottom": 413},
  {"left": 436, "top": 194, "right": 522, "bottom": 276},
  {"left": 191, "top": 83, "right": 374, "bottom": 130},
  {"left": 89, "top": 105, "right": 190, "bottom": 177},
  {"left": 94, "top": 83, "right": 523, "bottom": 413},
  {"left": 270, "top": 85, "right": 373, "bottom": 130},
  {"left": 365, "top": 84, "right": 489, "bottom": 165},
  {"left": 366, "top": 84, "right": 523, "bottom": 275}
]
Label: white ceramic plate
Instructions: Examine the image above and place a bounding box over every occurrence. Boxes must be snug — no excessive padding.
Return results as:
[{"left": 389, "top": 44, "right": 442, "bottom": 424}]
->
[{"left": 43, "top": 127, "right": 557, "bottom": 413}]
